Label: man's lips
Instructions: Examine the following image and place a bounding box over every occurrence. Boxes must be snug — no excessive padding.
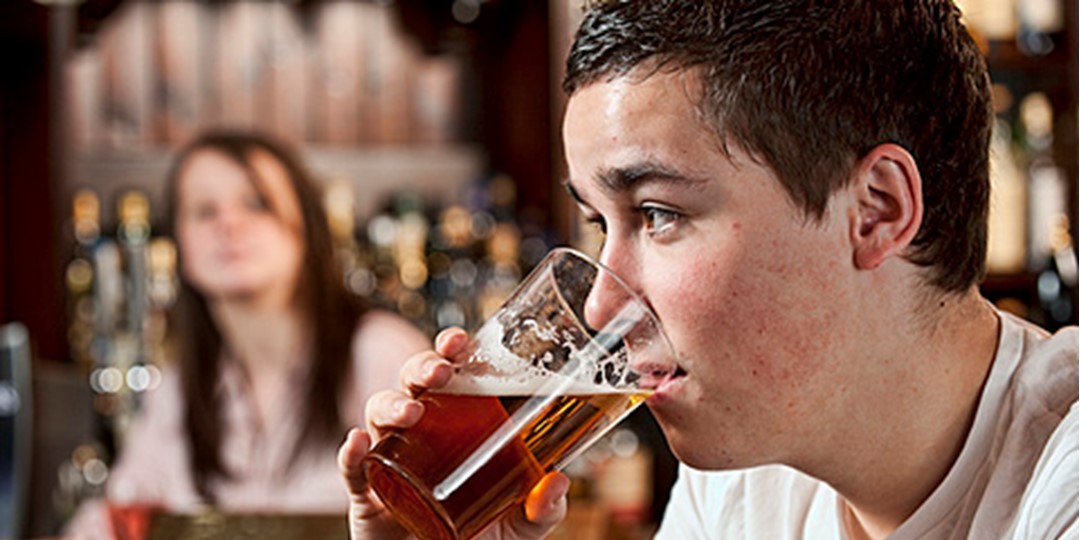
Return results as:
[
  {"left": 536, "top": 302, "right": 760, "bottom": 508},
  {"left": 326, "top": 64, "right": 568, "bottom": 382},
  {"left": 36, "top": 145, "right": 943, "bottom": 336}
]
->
[
  {"left": 650, "top": 366, "right": 688, "bottom": 400},
  {"left": 634, "top": 363, "right": 687, "bottom": 392}
]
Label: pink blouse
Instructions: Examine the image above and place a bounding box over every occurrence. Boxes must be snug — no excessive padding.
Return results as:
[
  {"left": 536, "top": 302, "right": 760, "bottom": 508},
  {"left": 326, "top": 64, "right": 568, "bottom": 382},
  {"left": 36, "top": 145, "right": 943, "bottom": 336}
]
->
[{"left": 65, "top": 311, "right": 429, "bottom": 536}]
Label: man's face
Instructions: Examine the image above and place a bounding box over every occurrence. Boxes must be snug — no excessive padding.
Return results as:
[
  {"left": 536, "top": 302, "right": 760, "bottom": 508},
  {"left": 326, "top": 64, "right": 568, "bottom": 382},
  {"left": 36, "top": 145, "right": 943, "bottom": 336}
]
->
[{"left": 563, "top": 70, "right": 862, "bottom": 470}]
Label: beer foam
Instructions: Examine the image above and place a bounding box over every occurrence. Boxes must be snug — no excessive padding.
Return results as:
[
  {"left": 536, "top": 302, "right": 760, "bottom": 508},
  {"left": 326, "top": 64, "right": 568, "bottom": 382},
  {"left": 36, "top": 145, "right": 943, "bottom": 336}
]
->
[
  {"left": 442, "top": 315, "right": 639, "bottom": 396},
  {"left": 440, "top": 373, "right": 641, "bottom": 396}
]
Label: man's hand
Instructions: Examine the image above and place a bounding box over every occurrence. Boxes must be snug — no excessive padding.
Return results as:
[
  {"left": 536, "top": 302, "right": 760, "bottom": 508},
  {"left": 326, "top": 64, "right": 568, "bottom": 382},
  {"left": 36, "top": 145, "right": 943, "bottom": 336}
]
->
[{"left": 338, "top": 328, "right": 571, "bottom": 540}]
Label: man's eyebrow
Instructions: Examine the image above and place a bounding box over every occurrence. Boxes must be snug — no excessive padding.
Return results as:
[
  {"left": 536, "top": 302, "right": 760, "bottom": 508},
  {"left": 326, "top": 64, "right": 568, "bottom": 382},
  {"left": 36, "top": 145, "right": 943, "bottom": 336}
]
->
[
  {"left": 596, "top": 160, "right": 706, "bottom": 193},
  {"left": 564, "top": 160, "right": 707, "bottom": 207}
]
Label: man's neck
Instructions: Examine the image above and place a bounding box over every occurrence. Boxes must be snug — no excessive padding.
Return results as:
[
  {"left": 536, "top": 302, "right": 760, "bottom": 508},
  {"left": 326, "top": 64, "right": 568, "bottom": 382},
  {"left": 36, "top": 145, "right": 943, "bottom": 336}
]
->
[{"left": 817, "top": 289, "right": 1001, "bottom": 539}]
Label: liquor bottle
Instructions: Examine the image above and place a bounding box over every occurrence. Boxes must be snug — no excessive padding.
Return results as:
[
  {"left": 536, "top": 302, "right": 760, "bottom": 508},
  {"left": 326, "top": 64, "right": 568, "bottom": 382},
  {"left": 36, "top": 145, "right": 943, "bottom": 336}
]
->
[
  {"left": 1016, "top": 0, "right": 1064, "bottom": 56},
  {"left": 477, "top": 175, "right": 522, "bottom": 321},
  {"left": 365, "top": 210, "right": 401, "bottom": 310},
  {"left": 102, "top": 190, "right": 153, "bottom": 445},
  {"left": 391, "top": 194, "right": 431, "bottom": 328},
  {"left": 593, "top": 427, "right": 654, "bottom": 527},
  {"left": 954, "top": 0, "right": 1018, "bottom": 42},
  {"left": 82, "top": 197, "right": 124, "bottom": 457},
  {"left": 986, "top": 116, "right": 1027, "bottom": 274},
  {"left": 1018, "top": 92, "right": 1067, "bottom": 272},
  {"left": 89, "top": 240, "right": 122, "bottom": 390},
  {"left": 146, "top": 238, "right": 178, "bottom": 311},
  {"left": 324, "top": 178, "right": 362, "bottom": 282},
  {"left": 478, "top": 222, "right": 521, "bottom": 321},
  {"left": 431, "top": 205, "right": 478, "bottom": 330},
  {"left": 145, "top": 237, "right": 177, "bottom": 376},
  {"left": 117, "top": 191, "right": 151, "bottom": 364},
  {"left": 1034, "top": 215, "right": 1079, "bottom": 329},
  {"left": 66, "top": 189, "right": 102, "bottom": 369}
]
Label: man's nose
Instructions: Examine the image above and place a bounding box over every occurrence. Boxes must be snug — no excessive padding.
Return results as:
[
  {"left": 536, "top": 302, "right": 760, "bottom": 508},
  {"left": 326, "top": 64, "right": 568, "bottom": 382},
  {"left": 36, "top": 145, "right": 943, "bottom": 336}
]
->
[{"left": 583, "top": 248, "right": 637, "bottom": 333}]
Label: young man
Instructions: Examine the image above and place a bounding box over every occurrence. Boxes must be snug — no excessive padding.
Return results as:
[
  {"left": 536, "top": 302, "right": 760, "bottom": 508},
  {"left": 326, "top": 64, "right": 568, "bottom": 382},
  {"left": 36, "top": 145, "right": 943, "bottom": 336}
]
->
[{"left": 339, "top": 1, "right": 1079, "bottom": 538}]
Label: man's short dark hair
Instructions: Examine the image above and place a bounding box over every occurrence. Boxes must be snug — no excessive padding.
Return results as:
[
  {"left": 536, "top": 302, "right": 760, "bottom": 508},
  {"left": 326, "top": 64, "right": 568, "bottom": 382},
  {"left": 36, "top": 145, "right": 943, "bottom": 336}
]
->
[{"left": 564, "top": 0, "right": 993, "bottom": 294}]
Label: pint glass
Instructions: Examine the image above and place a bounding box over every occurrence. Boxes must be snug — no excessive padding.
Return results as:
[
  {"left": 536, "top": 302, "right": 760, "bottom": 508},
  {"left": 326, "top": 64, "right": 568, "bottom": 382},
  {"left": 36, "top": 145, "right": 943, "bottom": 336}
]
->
[{"left": 362, "top": 248, "right": 675, "bottom": 540}]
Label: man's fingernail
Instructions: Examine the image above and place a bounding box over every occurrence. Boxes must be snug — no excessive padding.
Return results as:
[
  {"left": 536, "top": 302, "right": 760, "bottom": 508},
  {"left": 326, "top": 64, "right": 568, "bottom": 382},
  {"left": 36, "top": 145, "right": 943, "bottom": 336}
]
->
[
  {"left": 394, "top": 399, "right": 410, "bottom": 417},
  {"left": 425, "top": 361, "right": 442, "bottom": 380},
  {"left": 435, "top": 331, "right": 454, "bottom": 350}
]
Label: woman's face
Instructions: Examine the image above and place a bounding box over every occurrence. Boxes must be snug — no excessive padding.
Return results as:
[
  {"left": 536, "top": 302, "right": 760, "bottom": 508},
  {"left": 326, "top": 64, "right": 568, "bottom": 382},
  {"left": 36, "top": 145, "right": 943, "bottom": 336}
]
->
[{"left": 175, "top": 148, "right": 305, "bottom": 309}]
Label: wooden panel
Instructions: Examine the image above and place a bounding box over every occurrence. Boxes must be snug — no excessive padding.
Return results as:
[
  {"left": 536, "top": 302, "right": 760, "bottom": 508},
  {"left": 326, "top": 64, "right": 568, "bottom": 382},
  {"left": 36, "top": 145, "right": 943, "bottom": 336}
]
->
[
  {"left": 368, "top": 5, "right": 414, "bottom": 144},
  {"left": 153, "top": 1, "right": 201, "bottom": 145},
  {"left": 215, "top": 2, "right": 259, "bottom": 130},
  {"left": 0, "top": 34, "right": 63, "bottom": 361},
  {"left": 0, "top": 84, "right": 5, "bottom": 323},
  {"left": 265, "top": 3, "right": 306, "bottom": 141},
  {"left": 310, "top": 1, "right": 364, "bottom": 144},
  {"left": 149, "top": 513, "right": 348, "bottom": 540},
  {"left": 65, "top": 48, "right": 102, "bottom": 152},
  {"left": 548, "top": 0, "right": 586, "bottom": 241},
  {"left": 69, "top": 145, "right": 485, "bottom": 225},
  {"left": 413, "top": 55, "right": 461, "bottom": 144},
  {"left": 99, "top": 2, "right": 154, "bottom": 149},
  {"left": 65, "top": 0, "right": 477, "bottom": 149},
  {"left": 475, "top": 1, "right": 553, "bottom": 224}
]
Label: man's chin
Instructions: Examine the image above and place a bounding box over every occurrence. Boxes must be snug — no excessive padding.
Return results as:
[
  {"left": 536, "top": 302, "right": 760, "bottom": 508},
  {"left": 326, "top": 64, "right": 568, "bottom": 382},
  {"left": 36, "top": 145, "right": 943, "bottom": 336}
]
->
[{"left": 663, "top": 431, "right": 744, "bottom": 471}]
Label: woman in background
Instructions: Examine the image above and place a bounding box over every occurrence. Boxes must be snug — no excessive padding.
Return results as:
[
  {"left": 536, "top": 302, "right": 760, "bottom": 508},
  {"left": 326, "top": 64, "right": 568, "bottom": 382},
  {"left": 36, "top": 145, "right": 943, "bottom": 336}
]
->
[{"left": 67, "top": 131, "right": 428, "bottom": 536}]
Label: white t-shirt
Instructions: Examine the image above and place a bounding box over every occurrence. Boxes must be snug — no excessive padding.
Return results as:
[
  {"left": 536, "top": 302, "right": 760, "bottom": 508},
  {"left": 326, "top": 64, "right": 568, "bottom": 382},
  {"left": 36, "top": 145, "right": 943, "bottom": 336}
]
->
[{"left": 656, "top": 312, "right": 1079, "bottom": 539}]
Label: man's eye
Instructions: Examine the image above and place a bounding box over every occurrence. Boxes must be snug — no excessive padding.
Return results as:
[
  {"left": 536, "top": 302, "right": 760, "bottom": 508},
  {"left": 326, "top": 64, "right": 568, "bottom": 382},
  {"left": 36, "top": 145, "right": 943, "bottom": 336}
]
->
[{"left": 641, "top": 205, "right": 680, "bottom": 236}]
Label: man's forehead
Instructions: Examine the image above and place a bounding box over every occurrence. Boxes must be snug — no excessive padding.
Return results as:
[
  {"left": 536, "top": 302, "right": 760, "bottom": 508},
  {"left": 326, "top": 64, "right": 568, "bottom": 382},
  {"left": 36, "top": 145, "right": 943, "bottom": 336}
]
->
[
  {"left": 563, "top": 70, "right": 726, "bottom": 157},
  {"left": 565, "top": 64, "right": 704, "bottom": 108}
]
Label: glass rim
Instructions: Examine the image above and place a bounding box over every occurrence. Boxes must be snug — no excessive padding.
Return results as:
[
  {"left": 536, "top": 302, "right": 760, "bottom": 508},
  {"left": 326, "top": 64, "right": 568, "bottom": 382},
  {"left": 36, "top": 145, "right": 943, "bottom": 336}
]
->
[{"left": 543, "top": 246, "right": 677, "bottom": 364}]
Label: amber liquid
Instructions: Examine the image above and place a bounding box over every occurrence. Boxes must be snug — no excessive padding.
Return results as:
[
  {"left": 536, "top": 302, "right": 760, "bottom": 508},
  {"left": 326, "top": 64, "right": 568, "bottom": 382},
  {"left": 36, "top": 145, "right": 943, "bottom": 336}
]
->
[{"left": 363, "top": 391, "right": 649, "bottom": 540}]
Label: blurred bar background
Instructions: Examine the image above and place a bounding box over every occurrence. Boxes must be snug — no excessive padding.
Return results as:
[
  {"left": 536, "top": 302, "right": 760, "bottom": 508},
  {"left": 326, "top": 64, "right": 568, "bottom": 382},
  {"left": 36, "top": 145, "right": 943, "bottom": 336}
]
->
[{"left": 0, "top": 0, "right": 1076, "bottom": 538}]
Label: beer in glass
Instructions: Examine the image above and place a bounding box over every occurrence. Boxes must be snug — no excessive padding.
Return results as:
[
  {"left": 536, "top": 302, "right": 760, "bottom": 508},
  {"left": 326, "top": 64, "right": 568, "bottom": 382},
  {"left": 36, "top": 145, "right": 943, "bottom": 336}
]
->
[{"left": 363, "top": 248, "right": 675, "bottom": 540}]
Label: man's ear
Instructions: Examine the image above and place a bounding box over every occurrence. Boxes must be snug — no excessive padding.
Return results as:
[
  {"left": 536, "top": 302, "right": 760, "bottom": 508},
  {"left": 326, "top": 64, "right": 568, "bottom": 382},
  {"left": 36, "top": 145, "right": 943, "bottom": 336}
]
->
[{"left": 849, "top": 143, "right": 924, "bottom": 270}]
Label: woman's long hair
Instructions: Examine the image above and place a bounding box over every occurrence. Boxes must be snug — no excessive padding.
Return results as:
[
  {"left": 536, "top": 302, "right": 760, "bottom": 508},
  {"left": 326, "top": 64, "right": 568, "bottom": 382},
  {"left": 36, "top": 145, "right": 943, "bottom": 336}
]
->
[{"left": 163, "top": 130, "right": 365, "bottom": 501}]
